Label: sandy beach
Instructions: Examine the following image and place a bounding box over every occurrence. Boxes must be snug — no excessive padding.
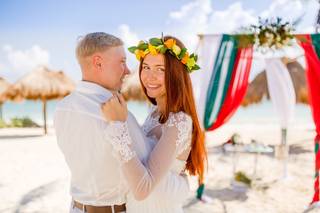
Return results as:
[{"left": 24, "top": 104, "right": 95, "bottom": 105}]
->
[{"left": 0, "top": 121, "right": 318, "bottom": 213}]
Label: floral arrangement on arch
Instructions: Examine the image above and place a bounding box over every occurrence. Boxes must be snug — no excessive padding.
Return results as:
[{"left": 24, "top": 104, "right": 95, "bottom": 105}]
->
[{"left": 236, "top": 17, "right": 296, "bottom": 51}]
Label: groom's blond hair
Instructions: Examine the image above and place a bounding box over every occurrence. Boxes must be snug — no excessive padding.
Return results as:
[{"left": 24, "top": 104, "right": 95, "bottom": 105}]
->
[{"left": 76, "top": 32, "right": 123, "bottom": 64}]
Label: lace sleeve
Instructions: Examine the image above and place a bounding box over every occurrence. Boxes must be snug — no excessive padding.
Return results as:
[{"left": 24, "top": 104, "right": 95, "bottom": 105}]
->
[
  {"left": 104, "top": 112, "right": 193, "bottom": 200},
  {"left": 163, "top": 112, "right": 193, "bottom": 156},
  {"left": 104, "top": 121, "right": 136, "bottom": 163}
]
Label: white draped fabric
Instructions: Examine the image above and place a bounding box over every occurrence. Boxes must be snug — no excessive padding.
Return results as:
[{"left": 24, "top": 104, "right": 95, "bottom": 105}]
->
[
  {"left": 191, "top": 35, "right": 222, "bottom": 128},
  {"left": 265, "top": 58, "right": 296, "bottom": 129}
]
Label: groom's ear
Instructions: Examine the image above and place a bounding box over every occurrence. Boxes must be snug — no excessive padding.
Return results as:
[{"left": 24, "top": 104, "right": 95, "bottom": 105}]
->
[{"left": 92, "top": 55, "right": 103, "bottom": 70}]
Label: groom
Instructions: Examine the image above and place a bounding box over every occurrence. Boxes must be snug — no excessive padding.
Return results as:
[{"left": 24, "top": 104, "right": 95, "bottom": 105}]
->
[{"left": 54, "top": 32, "right": 148, "bottom": 213}]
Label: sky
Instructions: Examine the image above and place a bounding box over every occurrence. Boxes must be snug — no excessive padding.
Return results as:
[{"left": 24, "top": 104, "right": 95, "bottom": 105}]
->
[{"left": 0, "top": 0, "right": 319, "bottom": 82}]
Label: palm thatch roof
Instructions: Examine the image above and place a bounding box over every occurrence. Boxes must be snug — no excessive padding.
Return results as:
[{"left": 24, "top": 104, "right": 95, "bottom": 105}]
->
[
  {"left": 4, "top": 66, "right": 75, "bottom": 102},
  {"left": 0, "top": 77, "right": 10, "bottom": 104},
  {"left": 3, "top": 66, "right": 75, "bottom": 134},
  {"left": 241, "top": 60, "right": 308, "bottom": 107},
  {"left": 121, "top": 70, "right": 147, "bottom": 102}
]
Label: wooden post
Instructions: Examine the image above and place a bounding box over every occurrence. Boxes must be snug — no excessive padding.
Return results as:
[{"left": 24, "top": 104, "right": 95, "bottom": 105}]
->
[
  {"left": 43, "top": 100, "right": 47, "bottom": 135},
  {"left": 281, "top": 128, "right": 288, "bottom": 178}
]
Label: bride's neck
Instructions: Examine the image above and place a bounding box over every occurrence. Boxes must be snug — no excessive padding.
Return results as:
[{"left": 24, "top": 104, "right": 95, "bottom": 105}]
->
[{"left": 155, "top": 96, "right": 166, "bottom": 114}]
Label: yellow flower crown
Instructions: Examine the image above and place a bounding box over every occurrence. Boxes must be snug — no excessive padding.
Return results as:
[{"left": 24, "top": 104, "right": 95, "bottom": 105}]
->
[{"left": 128, "top": 37, "right": 200, "bottom": 73}]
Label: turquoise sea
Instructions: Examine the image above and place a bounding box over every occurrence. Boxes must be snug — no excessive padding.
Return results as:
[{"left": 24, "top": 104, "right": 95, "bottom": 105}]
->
[{"left": 1, "top": 100, "right": 313, "bottom": 127}]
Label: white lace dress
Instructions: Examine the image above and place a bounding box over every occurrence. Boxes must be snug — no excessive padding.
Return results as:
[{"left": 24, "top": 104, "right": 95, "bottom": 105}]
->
[{"left": 105, "top": 108, "right": 193, "bottom": 213}]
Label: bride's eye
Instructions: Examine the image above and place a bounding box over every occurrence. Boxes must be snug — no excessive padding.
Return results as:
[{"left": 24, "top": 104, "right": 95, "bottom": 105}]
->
[{"left": 143, "top": 65, "right": 150, "bottom": 70}]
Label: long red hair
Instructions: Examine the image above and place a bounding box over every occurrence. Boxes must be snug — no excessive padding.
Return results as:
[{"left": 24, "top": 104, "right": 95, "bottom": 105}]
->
[{"left": 139, "top": 36, "right": 207, "bottom": 183}]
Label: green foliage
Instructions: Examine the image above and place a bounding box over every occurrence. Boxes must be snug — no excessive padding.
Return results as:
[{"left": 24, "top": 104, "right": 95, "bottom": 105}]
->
[
  {"left": 0, "top": 118, "right": 7, "bottom": 128},
  {"left": 10, "top": 117, "right": 40, "bottom": 128},
  {"left": 178, "top": 48, "right": 187, "bottom": 59},
  {"left": 234, "top": 171, "right": 252, "bottom": 186},
  {"left": 149, "top": 38, "right": 162, "bottom": 46},
  {"left": 137, "top": 42, "right": 148, "bottom": 50},
  {"left": 128, "top": 46, "right": 137, "bottom": 53}
]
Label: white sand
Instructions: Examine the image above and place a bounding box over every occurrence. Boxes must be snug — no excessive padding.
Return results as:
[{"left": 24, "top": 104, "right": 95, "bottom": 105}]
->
[{"left": 0, "top": 123, "right": 319, "bottom": 213}]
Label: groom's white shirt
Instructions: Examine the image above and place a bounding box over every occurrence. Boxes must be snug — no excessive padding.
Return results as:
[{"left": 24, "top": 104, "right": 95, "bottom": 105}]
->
[{"left": 54, "top": 81, "right": 148, "bottom": 206}]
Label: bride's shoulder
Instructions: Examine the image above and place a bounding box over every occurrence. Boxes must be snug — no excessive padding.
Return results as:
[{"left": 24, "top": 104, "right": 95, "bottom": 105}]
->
[
  {"left": 165, "top": 111, "right": 192, "bottom": 128},
  {"left": 163, "top": 112, "right": 193, "bottom": 150}
]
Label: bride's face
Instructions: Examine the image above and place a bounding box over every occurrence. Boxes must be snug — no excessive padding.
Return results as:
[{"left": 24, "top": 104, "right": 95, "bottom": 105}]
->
[{"left": 140, "top": 54, "right": 166, "bottom": 99}]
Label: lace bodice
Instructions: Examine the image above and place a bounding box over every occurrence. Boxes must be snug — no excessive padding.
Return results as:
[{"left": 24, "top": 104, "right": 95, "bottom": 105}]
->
[
  {"left": 104, "top": 109, "right": 193, "bottom": 200},
  {"left": 141, "top": 107, "right": 161, "bottom": 136}
]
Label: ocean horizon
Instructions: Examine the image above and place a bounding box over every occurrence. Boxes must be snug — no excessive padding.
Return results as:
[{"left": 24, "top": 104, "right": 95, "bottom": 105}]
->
[{"left": 1, "top": 99, "right": 314, "bottom": 128}]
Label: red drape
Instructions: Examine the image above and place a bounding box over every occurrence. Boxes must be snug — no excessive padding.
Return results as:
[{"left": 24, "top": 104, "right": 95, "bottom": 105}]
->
[
  {"left": 210, "top": 47, "right": 253, "bottom": 130},
  {"left": 298, "top": 34, "right": 320, "bottom": 204}
]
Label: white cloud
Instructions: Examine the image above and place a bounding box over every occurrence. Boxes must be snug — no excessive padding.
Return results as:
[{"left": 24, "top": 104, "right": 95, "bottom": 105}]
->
[
  {"left": 3, "top": 45, "right": 50, "bottom": 72},
  {"left": 0, "top": 45, "right": 50, "bottom": 81},
  {"left": 261, "top": 0, "right": 304, "bottom": 21},
  {"left": 301, "top": 25, "right": 317, "bottom": 33},
  {"left": 207, "top": 2, "right": 256, "bottom": 34},
  {"left": 117, "top": 24, "right": 141, "bottom": 71},
  {"left": 259, "top": 0, "right": 318, "bottom": 33},
  {"left": 118, "top": 24, "right": 140, "bottom": 47},
  {"left": 296, "top": 0, "right": 318, "bottom": 33},
  {"left": 0, "top": 63, "right": 5, "bottom": 71},
  {"left": 169, "top": 0, "right": 212, "bottom": 21},
  {"left": 165, "top": 0, "right": 212, "bottom": 50},
  {"left": 164, "top": 1, "right": 257, "bottom": 49}
]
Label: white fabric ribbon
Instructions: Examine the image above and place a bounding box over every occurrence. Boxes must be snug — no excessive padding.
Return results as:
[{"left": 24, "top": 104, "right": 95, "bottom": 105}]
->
[{"left": 265, "top": 58, "right": 296, "bottom": 129}]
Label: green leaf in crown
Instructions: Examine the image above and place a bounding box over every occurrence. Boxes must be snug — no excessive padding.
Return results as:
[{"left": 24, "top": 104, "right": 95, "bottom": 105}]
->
[
  {"left": 128, "top": 46, "right": 137, "bottom": 53},
  {"left": 149, "top": 38, "right": 163, "bottom": 46},
  {"left": 137, "top": 41, "right": 148, "bottom": 50},
  {"left": 178, "top": 48, "right": 187, "bottom": 59}
]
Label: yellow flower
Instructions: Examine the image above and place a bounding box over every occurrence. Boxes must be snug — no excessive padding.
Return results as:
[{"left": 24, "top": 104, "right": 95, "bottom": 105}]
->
[
  {"left": 181, "top": 53, "right": 189, "bottom": 64},
  {"left": 134, "top": 49, "right": 146, "bottom": 60},
  {"left": 148, "top": 44, "right": 158, "bottom": 55},
  {"left": 164, "top": 39, "right": 176, "bottom": 49},
  {"left": 156, "top": 45, "right": 164, "bottom": 50},
  {"left": 144, "top": 49, "right": 150, "bottom": 56},
  {"left": 172, "top": 44, "right": 181, "bottom": 56},
  {"left": 187, "top": 57, "right": 196, "bottom": 68}
]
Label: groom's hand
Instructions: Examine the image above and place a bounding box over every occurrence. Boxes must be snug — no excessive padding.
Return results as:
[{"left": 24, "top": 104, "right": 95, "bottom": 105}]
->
[{"left": 101, "top": 93, "right": 128, "bottom": 122}]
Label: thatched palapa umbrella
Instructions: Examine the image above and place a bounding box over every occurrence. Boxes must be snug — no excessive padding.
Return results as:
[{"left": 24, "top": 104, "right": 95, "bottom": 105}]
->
[
  {"left": 4, "top": 66, "right": 75, "bottom": 134},
  {"left": 242, "top": 59, "right": 308, "bottom": 107},
  {"left": 0, "top": 77, "right": 11, "bottom": 119}
]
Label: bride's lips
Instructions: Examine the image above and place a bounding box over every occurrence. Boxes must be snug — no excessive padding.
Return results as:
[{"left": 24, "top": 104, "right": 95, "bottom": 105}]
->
[{"left": 146, "top": 84, "right": 161, "bottom": 90}]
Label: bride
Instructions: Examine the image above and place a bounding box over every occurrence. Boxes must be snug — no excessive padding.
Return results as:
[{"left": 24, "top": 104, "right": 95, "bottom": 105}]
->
[{"left": 102, "top": 35, "right": 207, "bottom": 212}]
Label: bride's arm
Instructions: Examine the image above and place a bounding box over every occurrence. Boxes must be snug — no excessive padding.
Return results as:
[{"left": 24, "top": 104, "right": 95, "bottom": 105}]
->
[{"left": 105, "top": 112, "right": 192, "bottom": 200}]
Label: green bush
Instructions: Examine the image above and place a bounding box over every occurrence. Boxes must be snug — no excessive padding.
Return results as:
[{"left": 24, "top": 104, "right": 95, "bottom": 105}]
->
[
  {"left": 0, "top": 119, "right": 7, "bottom": 128},
  {"left": 234, "top": 171, "right": 252, "bottom": 186},
  {"left": 10, "top": 117, "right": 40, "bottom": 128}
]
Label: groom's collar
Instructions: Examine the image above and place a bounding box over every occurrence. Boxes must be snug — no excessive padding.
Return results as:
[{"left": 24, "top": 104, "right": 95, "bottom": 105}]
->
[{"left": 75, "top": 81, "right": 113, "bottom": 100}]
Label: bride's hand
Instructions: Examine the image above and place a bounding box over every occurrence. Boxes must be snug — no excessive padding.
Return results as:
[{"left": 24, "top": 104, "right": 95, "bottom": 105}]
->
[{"left": 101, "top": 93, "right": 128, "bottom": 122}]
